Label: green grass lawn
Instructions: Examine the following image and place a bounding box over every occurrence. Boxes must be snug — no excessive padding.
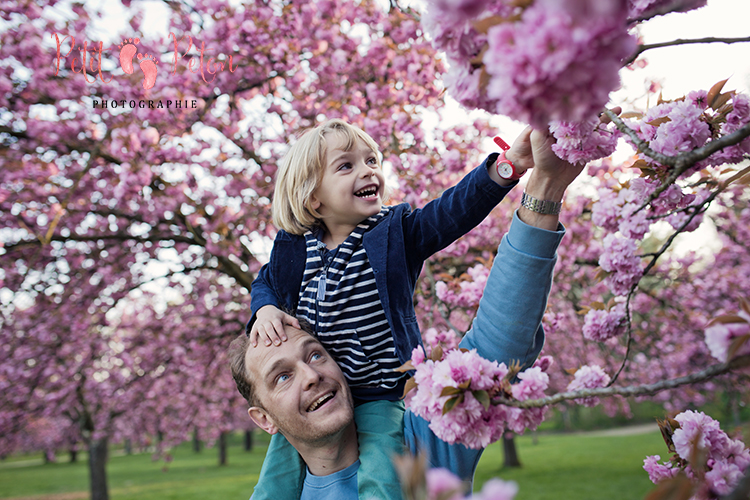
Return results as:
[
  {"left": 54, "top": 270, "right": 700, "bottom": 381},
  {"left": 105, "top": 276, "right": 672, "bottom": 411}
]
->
[
  {"left": 474, "top": 429, "right": 666, "bottom": 500},
  {"left": 0, "top": 429, "right": 667, "bottom": 499}
]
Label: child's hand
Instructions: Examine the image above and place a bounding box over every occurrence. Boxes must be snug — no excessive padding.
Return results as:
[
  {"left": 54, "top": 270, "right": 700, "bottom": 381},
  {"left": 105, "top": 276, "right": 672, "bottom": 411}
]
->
[
  {"left": 251, "top": 306, "right": 301, "bottom": 347},
  {"left": 505, "top": 126, "right": 535, "bottom": 174}
]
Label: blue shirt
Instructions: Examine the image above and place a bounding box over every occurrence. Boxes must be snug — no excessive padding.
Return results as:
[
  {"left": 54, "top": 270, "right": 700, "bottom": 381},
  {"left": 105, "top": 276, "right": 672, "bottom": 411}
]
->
[{"left": 300, "top": 460, "right": 360, "bottom": 500}]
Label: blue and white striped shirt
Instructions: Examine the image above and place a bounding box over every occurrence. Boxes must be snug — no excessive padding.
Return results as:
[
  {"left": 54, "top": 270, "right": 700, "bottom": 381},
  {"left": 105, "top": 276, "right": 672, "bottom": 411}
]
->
[{"left": 298, "top": 208, "right": 404, "bottom": 399}]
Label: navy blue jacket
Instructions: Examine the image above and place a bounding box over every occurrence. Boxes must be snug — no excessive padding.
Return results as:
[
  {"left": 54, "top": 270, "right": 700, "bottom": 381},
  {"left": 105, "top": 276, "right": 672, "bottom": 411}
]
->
[{"left": 247, "top": 153, "right": 512, "bottom": 365}]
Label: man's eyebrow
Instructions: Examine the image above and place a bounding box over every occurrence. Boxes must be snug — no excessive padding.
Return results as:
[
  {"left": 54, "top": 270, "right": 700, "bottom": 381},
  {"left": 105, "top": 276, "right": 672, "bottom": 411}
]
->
[
  {"left": 262, "top": 337, "right": 323, "bottom": 383},
  {"left": 263, "top": 357, "right": 289, "bottom": 384},
  {"left": 300, "top": 336, "right": 323, "bottom": 353}
]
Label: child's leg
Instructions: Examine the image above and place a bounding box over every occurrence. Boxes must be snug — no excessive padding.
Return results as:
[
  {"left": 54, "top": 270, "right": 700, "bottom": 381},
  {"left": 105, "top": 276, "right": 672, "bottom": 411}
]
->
[
  {"left": 251, "top": 432, "right": 304, "bottom": 500},
  {"left": 354, "top": 399, "right": 406, "bottom": 500}
]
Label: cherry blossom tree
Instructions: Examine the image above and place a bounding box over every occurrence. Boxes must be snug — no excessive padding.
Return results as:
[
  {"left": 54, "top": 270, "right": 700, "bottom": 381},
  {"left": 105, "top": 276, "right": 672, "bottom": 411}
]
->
[
  {"left": 404, "top": 0, "right": 750, "bottom": 497},
  {"left": 3, "top": 0, "right": 750, "bottom": 499},
  {"left": 0, "top": 0, "right": 493, "bottom": 498}
]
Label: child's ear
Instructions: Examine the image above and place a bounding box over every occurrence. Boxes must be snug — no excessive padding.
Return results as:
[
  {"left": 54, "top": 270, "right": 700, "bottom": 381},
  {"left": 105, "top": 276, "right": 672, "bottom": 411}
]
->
[
  {"left": 310, "top": 192, "right": 321, "bottom": 211},
  {"left": 248, "top": 407, "right": 279, "bottom": 435}
]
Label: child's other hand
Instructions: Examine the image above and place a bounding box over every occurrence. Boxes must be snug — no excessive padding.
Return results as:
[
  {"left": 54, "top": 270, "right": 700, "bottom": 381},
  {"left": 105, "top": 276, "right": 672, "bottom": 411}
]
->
[{"left": 251, "top": 306, "right": 301, "bottom": 347}]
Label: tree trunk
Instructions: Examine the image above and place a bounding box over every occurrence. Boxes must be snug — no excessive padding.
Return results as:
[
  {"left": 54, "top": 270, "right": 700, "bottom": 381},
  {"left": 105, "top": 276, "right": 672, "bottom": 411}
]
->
[
  {"left": 193, "top": 428, "right": 202, "bottom": 453},
  {"left": 88, "top": 437, "right": 109, "bottom": 500},
  {"left": 69, "top": 447, "right": 78, "bottom": 463},
  {"left": 503, "top": 433, "right": 521, "bottom": 468},
  {"left": 727, "top": 389, "right": 741, "bottom": 427},
  {"left": 244, "top": 430, "right": 253, "bottom": 452},
  {"left": 218, "top": 432, "right": 227, "bottom": 466},
  {"left": 124, "top": 439, "right": 132, "bottom": 455}
]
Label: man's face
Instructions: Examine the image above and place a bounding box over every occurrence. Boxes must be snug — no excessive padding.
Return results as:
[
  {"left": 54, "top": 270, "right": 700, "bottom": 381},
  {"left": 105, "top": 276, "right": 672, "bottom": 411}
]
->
[{"left": 246, "top": 326, "right": 355, "bottom": 447}]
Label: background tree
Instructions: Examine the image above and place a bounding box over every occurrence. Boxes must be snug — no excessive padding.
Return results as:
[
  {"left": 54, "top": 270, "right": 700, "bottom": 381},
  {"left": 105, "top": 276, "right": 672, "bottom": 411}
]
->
[
  {"left": 2, "top": 0, "right": 750, "bottom": 499},
  {"left": 0, "top": 0, "right": 495, "bottom": 498}
]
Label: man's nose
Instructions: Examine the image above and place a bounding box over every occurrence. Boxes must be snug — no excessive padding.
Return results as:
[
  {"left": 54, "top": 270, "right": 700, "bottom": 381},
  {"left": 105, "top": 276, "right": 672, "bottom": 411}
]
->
[{"left": 299, "top": 362, "right": 323, "bottom": 389}]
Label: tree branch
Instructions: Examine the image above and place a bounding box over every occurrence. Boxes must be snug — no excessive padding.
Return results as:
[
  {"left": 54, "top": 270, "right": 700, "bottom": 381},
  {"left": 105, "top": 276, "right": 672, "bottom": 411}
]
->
[
  {"left": 623, "top": 36, "right": 750, "bottom": 66},
  {"left": 604, "top": 111, "right": 750, "bottom": 214},
  {"left": 495, "top": 355, "right": 750, "bottom": 408}
]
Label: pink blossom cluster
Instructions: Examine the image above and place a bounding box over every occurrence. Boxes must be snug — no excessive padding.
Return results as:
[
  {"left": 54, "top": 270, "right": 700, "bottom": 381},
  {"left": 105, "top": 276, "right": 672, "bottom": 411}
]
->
[
  {"left": 549, "top": 118, "right": 621, "bottom": 164},
  {"left": 599, "top": 234, "right": 643, "bottom": 296},
  {"left": 644, "top": 411, "right": 750, "bottom": 498},
  {"left": 704, "top": 310, "right": 750, "bottom": 363},
  {"left": 435, "top": 263, "right": 490, "bottom": 310},
  {"left": 422, "top": 327, "right": 461, "bottom": 357},
  {"left": 591, "top": 178, "right": 652, "bottom": 236},
  {"left": 582, "top": 303, "right": 626, "bottom": 342},
  {"left": 408, "top": 347, "right": 550, "bottom": 449},
  {"left": 422, "top": 0, "right": 636, "bottom": 129},
  {"left": 484, "top": 0, "right": 636, "bottom": 129},
  {"left": 590, "top": 176, "right": 708, "bottom": 295},
  {"left": 626, "top": 90, "right": 750, "bottom": 173},
  {"left": 426, "top": 467, "right": 518, "bottom": 500},
  {"left": 592, "top": 176, "right": 705, "bottom": 241},
  {"left": 566, "top": 365, "right": 611, "bottom": 407}
]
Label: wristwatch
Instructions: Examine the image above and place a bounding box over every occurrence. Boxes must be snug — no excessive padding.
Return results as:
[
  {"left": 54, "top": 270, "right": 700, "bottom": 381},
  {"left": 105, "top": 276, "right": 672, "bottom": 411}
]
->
[{"left": 493, "top": 136, "right": 525, "bottom": 181}]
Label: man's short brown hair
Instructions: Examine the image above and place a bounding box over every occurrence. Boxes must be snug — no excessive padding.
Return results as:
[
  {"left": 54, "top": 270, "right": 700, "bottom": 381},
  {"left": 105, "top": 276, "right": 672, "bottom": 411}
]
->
[{"left": 228, "top": 333, "right": 261, "bottom": 407}]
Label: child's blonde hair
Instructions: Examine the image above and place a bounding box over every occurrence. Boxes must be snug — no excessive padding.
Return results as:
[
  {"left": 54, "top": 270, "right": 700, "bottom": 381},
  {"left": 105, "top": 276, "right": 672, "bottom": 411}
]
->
[{"left": 272, "top": 119, "right": 383, "bottom": 234}]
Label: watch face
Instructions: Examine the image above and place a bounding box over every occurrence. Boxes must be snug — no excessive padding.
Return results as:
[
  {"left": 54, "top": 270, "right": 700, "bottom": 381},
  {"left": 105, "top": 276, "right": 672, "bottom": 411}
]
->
[{"left": 498, "top": 162, "right": 514, "bottom": 179}]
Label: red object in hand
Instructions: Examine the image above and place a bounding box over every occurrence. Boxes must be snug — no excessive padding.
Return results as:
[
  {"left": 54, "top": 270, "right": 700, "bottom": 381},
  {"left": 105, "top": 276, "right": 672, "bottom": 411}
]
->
[{"left": 493, "top": 136, "right": 510, "bottom": 151}]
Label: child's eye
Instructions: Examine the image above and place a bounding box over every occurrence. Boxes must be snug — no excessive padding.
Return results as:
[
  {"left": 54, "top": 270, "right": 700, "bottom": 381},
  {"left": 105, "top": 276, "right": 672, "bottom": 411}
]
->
[
  {"left": 338, "top": 163, "right": 352, "bottom": 171},
  {"left": 367, "top": 157, "right": 377, "bottom": 165}
]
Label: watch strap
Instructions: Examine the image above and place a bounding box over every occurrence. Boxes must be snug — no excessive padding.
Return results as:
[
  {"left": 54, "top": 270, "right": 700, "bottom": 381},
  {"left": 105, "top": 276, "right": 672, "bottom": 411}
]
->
[{"left": 520, "top": 191, "right": 563, "bottom": 215}]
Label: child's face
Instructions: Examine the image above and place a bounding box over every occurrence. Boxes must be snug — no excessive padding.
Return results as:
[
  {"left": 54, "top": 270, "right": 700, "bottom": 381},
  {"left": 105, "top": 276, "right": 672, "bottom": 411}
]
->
[{"left": 311, "top": 133, "right": 385, "bottom": 231}]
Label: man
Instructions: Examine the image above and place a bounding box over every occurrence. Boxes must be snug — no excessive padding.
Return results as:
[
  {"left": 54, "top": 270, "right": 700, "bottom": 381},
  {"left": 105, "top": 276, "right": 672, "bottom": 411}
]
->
[{"left": 229, "top": 128, "right": 584, "bottom": 498}]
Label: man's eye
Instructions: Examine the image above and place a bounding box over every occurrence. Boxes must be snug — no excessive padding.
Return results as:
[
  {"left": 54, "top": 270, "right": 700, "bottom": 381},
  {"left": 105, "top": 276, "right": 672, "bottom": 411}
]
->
[
  {"left": 276, "top": 373, "right": 290, "bottom": 384},
  {"left": 310, "top": 352, "right": 323, "bottom": 362}
]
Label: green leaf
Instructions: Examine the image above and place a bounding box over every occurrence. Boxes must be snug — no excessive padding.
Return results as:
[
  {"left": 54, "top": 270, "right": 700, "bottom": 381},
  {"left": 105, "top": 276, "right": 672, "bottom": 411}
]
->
[
  {"left": 440, "top": 386, "right": 462, "bottom": 397},
  {"left": 441, "top": 394, "right": 462, "bottom": 415},
  {"left": 472, "top": 390, "right": 491, "bottom": 410}
]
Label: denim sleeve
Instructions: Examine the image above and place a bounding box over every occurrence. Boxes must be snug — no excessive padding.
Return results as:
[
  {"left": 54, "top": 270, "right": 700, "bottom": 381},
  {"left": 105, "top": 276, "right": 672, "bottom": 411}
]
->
[
  {"left": 247, "top": 238, "right": 284, "bottom": 334},
  {"left": 460, "top": 210, "right": 564, "bottom": 368},
  {"left": 404, "top": 212, "right": 565, "bottom": 483},
  {"left": 401, "top": 154, "right": 514, "bottom": 268}
]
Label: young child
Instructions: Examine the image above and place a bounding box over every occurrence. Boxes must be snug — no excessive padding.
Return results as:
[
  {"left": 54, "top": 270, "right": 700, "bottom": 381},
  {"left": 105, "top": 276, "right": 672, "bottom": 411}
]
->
[{"left": 247, "top": 119, "right": 530, "bottom": 500}]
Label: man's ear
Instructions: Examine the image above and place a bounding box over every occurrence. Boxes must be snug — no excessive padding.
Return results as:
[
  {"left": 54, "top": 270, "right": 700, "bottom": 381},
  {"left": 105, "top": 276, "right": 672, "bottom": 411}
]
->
[{"left": 248, "top": 407, "right": 278, "bottom": 435}]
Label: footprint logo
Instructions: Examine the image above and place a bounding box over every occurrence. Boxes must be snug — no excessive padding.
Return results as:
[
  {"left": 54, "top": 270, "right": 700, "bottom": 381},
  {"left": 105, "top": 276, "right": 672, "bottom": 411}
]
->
[
  {"left": 137, "top": 53, "right": 158, "bottom": 90},
  {"left": 117, "top": 38, "right": 140, "bottom": 74}
]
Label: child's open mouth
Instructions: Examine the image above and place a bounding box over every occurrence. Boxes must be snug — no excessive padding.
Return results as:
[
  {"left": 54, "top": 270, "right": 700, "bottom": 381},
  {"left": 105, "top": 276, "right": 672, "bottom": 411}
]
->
[{"left": 355, "top": 186, "right": 378, "bottom": 198}]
